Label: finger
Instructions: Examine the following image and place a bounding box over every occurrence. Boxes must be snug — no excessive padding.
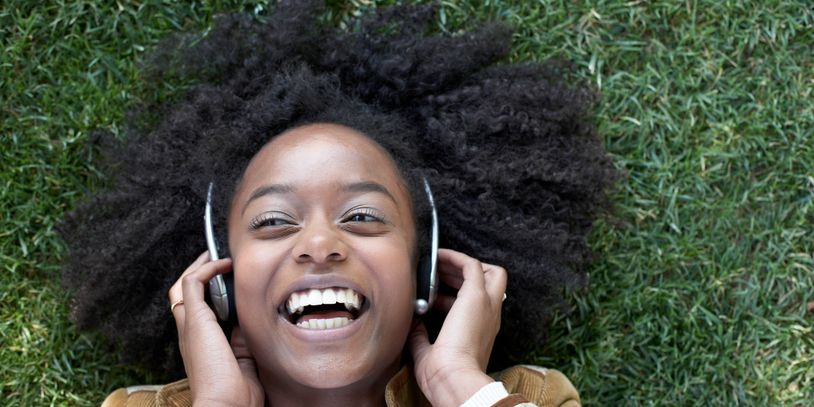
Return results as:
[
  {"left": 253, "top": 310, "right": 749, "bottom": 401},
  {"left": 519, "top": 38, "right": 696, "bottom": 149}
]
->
[
  {"left": 185, "top": 250, "right": 212, "bottom": 275},
  {"left": 438, "top": 249, "right": 485, "bottom": 285},
  {"left": 438, "top": 264, "right": 465, "bottom": 289},
  {"left": 170, "top": 256, "right": 214, "bottom": 326},
  {"left": 231, "top": 326, "right": 257, "bottom": 371},
  {"left": 438, "top": 249, "right": 486, "bottom": 294},
  {"left": 172, "top": 258, "right": 232, "bottom": 344},
  {"left": 438, "top": 270, "right": 463, "bottom": 290},
  {"left": 181, "top": 258, "right": 233, "bottom": 308},
  {"left": 438, "top": 260, "right": 504, "bottom": 288},
  {"left": 408, "top": 321, "right": 431, "bottom": 362},
  {"left": 432, "top": 293, "right": 456, "bottom": 312},
  {"left": 168, "top": 251, "right": 211, "bottom": 302},
  {"left": 482, "top": 264, "right": 508, "bottom": 304},
  {"left": 231, "top": 326, "right": 264, "bottom": 404},
  {"left": 177, "top": 259, "right": 233, "bottom": 370}
]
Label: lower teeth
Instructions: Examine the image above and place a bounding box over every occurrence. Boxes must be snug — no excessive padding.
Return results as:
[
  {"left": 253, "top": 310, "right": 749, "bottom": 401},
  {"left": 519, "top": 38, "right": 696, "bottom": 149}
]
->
[{"left": 296, "top": 317, "right": 352, "bottom": 330}]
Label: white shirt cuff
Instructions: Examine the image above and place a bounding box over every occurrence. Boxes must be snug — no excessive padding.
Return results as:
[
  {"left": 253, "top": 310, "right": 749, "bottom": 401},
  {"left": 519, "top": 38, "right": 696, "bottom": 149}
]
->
[{"left": 460, "top": 381, "right": 510, "bottom": 407}]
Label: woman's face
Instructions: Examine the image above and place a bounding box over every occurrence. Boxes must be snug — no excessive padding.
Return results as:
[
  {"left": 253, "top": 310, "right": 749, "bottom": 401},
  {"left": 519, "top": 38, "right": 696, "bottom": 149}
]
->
[{"left": 227, "top": 123, "right": 417, "bottom": 391}]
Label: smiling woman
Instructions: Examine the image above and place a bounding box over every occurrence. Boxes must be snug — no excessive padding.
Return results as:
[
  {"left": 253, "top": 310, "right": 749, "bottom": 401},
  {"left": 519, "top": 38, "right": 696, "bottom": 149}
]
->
[
  {"left": 58, "top": 1, "right": 616, "bottom": 405},
  {"left": 226, "top": 125, "right": 419, "bottom": 403}
]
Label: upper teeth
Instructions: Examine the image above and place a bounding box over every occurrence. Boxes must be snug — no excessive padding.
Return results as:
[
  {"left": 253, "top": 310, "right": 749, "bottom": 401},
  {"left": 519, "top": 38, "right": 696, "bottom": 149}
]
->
[{"left": 286, "top": 288, "right": 362, "bottom": 315}]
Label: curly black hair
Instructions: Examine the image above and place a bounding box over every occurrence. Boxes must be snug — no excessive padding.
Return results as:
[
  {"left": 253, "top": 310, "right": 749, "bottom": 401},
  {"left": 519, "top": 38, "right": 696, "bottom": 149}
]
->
[{"left": 59, "top": 0, "right": 617, "bottom": 378}]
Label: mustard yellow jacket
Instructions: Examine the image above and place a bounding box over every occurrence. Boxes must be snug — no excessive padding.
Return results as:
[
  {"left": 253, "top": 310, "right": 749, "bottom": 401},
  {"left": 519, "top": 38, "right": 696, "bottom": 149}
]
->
[{"left": 102, "top": 364, "right": 579, "bottom": 407}]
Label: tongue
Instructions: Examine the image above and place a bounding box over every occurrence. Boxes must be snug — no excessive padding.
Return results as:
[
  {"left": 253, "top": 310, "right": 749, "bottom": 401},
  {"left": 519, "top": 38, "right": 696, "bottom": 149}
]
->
[{"left": 299, "top": 309, "right": 354, "bottom": 322}]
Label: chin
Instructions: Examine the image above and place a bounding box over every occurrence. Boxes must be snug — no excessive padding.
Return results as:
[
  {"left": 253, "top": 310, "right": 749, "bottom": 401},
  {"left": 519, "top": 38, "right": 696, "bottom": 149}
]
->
[
  {"left": 289, "top": 354, "right": 384, "bottom": 389},
  {"left": 254, "top": 312, "right": 409, "bottom": 393}
]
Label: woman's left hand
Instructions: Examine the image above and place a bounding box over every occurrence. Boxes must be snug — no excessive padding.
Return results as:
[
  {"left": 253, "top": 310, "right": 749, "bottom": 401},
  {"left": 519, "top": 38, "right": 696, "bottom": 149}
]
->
[
  {"left": 409, "top": 248, "right": 507, "bottom": 406},
  {"left": 167, "top": 252, "right": 264, "bottom": 406}
]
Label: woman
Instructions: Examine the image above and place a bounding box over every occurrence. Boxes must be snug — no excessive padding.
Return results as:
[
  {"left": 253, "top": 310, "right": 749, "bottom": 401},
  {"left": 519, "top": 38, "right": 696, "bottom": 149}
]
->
[{"left": 60, "top": 1, "right": 616, "bottom": 405}]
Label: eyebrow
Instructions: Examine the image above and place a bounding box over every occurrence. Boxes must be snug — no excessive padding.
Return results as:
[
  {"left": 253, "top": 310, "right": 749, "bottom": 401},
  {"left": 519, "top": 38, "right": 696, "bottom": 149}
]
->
[
  {"left": 240, "top": 181, "right": 397, "bottom": 215},
  {"left": 241, "top": 183, "right": 295, "bottom": 215},
  {"left": 342, "top": 181, "right": 398, "bottom": 205}
]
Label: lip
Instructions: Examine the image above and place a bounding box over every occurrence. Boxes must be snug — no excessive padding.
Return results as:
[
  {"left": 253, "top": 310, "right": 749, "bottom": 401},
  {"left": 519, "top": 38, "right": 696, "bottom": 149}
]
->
[
  {"left": 277, "top": 275, "right": 369, "bottom": 342},
  {"left": 276, "top": 274, "right": 370, "bottom": 325},
  {"left": 278, "top": 274, "right": 369, "bottom": 308},
  {"left": 278, "top": 305, "right": 369, "bottom": 343}
]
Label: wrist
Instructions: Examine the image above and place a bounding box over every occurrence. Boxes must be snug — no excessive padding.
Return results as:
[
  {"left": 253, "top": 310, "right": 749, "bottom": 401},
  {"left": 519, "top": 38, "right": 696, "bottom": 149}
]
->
[{"left": 424, "top": 369, "right": 494, "bottom": 406}]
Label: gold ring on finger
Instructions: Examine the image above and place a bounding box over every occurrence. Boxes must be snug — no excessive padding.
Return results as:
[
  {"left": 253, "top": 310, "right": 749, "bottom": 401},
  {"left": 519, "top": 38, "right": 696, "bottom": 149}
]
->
[{"left": 170, "top": 299, "right": 185, "bottom": 313}]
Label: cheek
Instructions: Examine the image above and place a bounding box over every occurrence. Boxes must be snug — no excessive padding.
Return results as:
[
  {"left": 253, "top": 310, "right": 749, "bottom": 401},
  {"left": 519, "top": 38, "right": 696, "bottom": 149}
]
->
[
  {"left": 360, "top": 234, "right": 415, "bottom": 279},
  {"left": 232, "top": 242, "right": 288, "bottom": 313},
  {"left": 360, "top": 238, "right": 416, "bottom": 315}
]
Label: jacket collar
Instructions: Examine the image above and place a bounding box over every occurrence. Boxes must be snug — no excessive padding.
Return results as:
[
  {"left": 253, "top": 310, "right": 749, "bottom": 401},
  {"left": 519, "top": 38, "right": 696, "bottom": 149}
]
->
[{"left": 156, "top": 365, "right": 430, "bottom": 406}]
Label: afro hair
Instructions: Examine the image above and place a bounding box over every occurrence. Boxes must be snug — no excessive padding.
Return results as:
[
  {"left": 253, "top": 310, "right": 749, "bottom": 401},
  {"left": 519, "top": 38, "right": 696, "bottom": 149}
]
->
[{"left": 59, "top": 0, "right": 618, "bottom": 378}]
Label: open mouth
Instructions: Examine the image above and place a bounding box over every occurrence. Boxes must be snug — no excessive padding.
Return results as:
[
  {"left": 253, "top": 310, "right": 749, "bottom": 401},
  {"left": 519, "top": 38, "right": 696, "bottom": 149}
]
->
[{"left": 280, "top": 287, "right": 368, "bottom": 330}]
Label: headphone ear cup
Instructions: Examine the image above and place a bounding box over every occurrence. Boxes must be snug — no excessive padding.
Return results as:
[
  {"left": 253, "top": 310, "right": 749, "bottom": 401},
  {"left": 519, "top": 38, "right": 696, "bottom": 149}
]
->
[
  {"left": 416, "top": 176, "right": 439, "bottom": 315},
  {"left": 223, "top": 272, "right": 238, "bottom": 324},
  {"left": 415, "top": 255, "right": 431, "bottom": 314}
]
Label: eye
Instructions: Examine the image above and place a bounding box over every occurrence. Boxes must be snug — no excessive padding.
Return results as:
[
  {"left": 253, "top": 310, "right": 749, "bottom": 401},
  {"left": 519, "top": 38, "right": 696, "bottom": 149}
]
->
[
  {"left": 340, "top": 207, "right": 389, "bottom": 235},
  {"left": 342, "top": 208, "right": 386, "bottom": 224},
  {"left": 346, "top": 213, "right": 380, "bottom": 223},
  {"left": 249, "top": 212, "right": 296, "bottom": 231}
]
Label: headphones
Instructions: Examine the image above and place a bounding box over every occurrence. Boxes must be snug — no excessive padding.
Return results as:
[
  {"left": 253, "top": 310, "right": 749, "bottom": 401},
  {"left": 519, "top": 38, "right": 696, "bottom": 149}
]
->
[{"left": 204, "top": 179, "right": 439, "bottom": 323}]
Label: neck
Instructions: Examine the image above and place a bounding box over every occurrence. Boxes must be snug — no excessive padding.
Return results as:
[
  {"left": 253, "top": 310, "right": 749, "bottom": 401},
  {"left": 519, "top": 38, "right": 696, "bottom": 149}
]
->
[{"left": 258, "top": 361, "right": 401, "bottom": 407}]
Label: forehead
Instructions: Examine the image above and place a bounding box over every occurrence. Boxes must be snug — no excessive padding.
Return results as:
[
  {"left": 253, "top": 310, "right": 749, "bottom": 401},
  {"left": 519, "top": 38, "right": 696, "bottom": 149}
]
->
[{"left": 234, "top": 123, "right": 408, "bottom": 202}]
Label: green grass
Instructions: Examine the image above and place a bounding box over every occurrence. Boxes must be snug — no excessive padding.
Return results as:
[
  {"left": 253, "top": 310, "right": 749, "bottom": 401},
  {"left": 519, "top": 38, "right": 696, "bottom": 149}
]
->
[{"left": 2, "top": 0, "right": 812, "bottom": 405}]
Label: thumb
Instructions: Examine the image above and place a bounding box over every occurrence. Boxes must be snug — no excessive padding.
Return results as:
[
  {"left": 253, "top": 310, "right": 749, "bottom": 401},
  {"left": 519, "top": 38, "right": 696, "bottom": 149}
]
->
[
  {"left": 409, "top": 321, "right": 431, "bottom": 362},
  {"left": 230, "top": 326, "right": 264, "bottom": 405},
  {"left": 231, "top": 326, "right": 256, "bottom": 372}
]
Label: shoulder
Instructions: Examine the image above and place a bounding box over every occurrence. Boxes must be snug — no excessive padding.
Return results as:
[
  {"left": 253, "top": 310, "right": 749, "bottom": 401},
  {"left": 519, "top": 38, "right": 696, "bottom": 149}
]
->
[
  {"left": 386, "top": 364, "right": 580, "bottom": 407},
  {"left": 103, "top": 366, "right": 579, "bottom": 407},
  {"left": 101, "top": 379, "right": 192, "bottom": 407},
  {"left": 491, "top": 365, "right": 581, "bottom": 407}
]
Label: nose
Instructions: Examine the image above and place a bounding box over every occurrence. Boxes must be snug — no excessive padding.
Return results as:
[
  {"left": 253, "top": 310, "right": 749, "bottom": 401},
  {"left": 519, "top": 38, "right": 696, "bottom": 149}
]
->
[{"left": 292, "top": 218, "right": 347, "bottom": 265}]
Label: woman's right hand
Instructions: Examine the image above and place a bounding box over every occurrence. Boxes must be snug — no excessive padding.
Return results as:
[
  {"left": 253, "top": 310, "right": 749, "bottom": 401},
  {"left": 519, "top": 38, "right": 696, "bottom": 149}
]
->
[{"left": 168, "top": 251, "right": 264, "bottom": 406}]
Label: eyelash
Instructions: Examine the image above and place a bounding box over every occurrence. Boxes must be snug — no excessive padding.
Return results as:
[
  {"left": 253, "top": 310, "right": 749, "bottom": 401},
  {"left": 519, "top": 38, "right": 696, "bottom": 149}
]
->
[
  {"left": 248, "top": 208, "right": 385, "bottom": 231},
  {"left": 249, "top": 213, "right": 294, "bottom": 230},
  {"left": 342, "top": 208, "right": 385, "bottom": 224}
]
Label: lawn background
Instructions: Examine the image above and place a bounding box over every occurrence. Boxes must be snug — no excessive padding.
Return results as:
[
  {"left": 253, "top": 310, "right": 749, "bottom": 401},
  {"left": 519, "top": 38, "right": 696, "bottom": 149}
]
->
[{"left": 2, "top": 0, "right": 812, "bottom": 405}]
